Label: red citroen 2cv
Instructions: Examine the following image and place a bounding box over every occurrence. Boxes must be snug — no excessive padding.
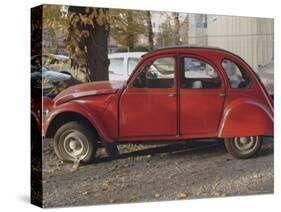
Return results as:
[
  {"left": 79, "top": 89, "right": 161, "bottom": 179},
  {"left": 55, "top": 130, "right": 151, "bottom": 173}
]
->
[{"left": 42, "top": 47, "right": 273, "bottom": 162}]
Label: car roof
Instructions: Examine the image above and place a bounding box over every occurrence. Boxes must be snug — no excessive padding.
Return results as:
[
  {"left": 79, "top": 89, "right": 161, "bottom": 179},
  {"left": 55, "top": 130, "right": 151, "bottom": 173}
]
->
[
  {"left": 108, "top": 52, "right": 147, "bottom": 59},
  {"left": 142, "top": 45, "right": 236, "bottom": 57}
]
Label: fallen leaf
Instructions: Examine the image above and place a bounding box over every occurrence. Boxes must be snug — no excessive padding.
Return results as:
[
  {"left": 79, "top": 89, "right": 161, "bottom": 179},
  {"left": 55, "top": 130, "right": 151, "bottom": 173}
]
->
[
  {"left": 155, "top": 193, "right": 161, "bottom": 198},
  {"left": 69, "top": 159, "right": 80, "bottom": 173},
  {"left": 212, "top": 191, "right": 226, "bottom": 197},
  {"left": 176, "top": 192, "right": 187, "bottom": 199},
  {"left": 81, "top": 191, "right": 89, "bottom": 195},
  {"left": 129, "top": 195, "right": 139, "bottom": 201},
  {"left": 102, "top": 182, "right": 109, "bottom": 187}
]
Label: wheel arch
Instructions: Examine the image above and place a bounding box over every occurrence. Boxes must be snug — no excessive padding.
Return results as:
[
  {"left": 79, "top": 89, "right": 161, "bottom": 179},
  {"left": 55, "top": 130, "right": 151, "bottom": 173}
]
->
[
  {"left": 46, "top": 111, "right": 98, "bottom": 139},
  {"left": 218, "top": 99, "right": 273, "bottom": 138},
  {"left": 44, "top": 102, "right": 115, "bottom": 143}
]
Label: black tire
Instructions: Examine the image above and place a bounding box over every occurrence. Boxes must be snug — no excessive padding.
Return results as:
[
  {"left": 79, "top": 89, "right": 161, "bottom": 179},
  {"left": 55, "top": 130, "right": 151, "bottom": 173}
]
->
[
  {"left": 104, "top": 142, "right": 119, "bottom": 158},
  {"left": 224, "top": 136, "right": 262, "bottom": 159},
  {"left": 54, "top": 121, "right": 97, "bottom": 163}
]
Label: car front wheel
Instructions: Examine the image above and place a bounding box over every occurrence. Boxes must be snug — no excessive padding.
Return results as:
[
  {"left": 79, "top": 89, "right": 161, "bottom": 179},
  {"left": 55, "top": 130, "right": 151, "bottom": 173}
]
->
[
  {"left": 54, "top": 121, "right": 97, "bottom": 163},
  {"left": 224, "top": 136, "right": 262, "bottom": 159}
]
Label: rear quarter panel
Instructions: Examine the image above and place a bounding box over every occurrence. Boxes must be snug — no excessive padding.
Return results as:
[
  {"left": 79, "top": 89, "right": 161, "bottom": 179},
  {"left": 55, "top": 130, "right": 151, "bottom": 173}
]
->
[{"left": 218, "top": 90, "right": 273, "bottom": 137}]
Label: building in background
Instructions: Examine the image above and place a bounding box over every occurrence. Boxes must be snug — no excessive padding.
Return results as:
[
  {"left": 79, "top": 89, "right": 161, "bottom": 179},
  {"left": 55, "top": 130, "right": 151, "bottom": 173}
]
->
[
  {"left": 188, "top": 14, "right": 208, "bottom": 46},
  {"left": 187, "top": 14, "right": 273, "bottom": 95},
  {"left": 207, "top": 15, "right": 273, "bottom": 72},
  {"left": 187, "top": 14, "right": 273, "bottom": 72}
]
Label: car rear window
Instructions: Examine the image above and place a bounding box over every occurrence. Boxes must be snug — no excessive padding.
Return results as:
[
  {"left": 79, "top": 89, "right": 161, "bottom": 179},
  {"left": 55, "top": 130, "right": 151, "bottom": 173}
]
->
[{"left": 221, "top": 59, "right": 252, "bottom": 88}]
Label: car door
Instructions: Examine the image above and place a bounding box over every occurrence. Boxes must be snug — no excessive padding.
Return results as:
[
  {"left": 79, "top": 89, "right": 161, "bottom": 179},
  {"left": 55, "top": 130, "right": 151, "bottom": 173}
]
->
[
  {"left": 179, "top": 56, "right": 225, "bottom": 136},
  {"left": 108, "top": 57, "right": 125, "bottom": 80},
  {"left": 119, "top": 56, "right": 177, "bottom": 138}
]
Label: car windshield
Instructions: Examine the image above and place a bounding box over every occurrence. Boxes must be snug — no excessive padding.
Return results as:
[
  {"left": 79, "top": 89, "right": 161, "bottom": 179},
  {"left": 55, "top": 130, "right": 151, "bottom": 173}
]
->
[{"left": 149, "top": 57, "right": 174, "bottom": 77}]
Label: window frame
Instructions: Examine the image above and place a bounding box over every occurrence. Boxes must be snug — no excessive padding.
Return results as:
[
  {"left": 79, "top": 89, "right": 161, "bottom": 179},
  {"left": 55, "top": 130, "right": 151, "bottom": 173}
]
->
[
  {"left": 179, "top": 56, "right": 223, "bottom": 90},
  {"left": 130, "top": 55, "right": 177, "bottom": 89}
]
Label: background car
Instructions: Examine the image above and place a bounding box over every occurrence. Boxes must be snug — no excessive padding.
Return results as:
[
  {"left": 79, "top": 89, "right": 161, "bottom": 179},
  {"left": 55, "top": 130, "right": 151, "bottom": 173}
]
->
[
  {"left": 257, "top": 62, "right": 274, "bottom": 98},
  {"left": 31, "top": 53, "right": 70, "bottom": 72},
  {"left": 108, "top": 52, "right": 146, "bottom": 80},
  {"left": 31, "top": 54, "right": 80, "bottom": 97}
]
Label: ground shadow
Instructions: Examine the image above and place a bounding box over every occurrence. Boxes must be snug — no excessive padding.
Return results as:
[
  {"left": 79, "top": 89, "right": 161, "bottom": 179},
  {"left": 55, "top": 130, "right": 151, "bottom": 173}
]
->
[
  {"left": 87, "top": 140, "right": 226, "bottom": 165},
  {"left": 85, "top": 137, "right": 274, "bottom": 165}
]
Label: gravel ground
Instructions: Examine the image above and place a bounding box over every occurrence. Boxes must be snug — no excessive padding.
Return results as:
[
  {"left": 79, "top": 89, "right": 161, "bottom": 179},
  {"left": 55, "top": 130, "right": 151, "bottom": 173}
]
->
[{"left": 41, "top": 137, "right": 273, "bottom": 208}]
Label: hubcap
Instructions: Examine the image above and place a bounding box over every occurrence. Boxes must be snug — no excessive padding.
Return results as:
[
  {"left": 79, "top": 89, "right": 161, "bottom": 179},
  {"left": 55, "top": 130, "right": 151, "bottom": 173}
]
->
[
  {"left": 233, "top": 136, "right": 258, "bottom": 154},
  {"left": 63, "top": 131, "right": 89, "bottom": 159}
]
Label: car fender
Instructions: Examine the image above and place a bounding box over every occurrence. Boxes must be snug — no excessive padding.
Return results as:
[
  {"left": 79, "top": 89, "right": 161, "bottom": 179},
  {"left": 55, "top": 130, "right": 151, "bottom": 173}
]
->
[
  {"left": 218, "top": 98, "right": 273, "bottom": 138},
  {"left": 44, "top": 101, "right": 114, "bottom": 143}
]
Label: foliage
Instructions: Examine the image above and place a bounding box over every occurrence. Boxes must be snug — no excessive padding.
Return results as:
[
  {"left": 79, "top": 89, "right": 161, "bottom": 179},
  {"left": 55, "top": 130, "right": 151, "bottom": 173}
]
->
[
  {"left": 131, "top": 45, "right": 149, "bottom": 52},
  {"left": 42, "top": 5, "right": 68, "bottom": 29},
  {"left": 67, "top": 6, "right": 110, "bottom": 82},
  {"left": 145, "top": 11, "right": 154, "bottom": 50},
  {"left": 41, "top": 5, "right": 68, "bottom": 54},
  {"left": 156, "top": 20, "right": 175, "bottom": 47},
  {"left": 39, "top": 5, "right": 111, "bottom": 82}
]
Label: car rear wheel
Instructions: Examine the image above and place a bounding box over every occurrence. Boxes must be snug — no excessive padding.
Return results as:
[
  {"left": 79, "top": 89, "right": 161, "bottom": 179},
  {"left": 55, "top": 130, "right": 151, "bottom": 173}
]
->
[
  {"left": 54, "top": 121, "right": 97, "bottom": 163},
  {"left": 224, "top": 136, "right": 262, "bottom": 159}
]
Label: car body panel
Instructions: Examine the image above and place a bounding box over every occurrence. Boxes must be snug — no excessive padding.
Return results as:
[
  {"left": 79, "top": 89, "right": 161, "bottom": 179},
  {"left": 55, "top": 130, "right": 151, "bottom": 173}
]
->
[
  {"left": 218, "top": 96, "right": 273, "bottom": 137},
  {"left": 43, "top": 47, "right": 274, "bottom": 144},
  {"left": 179, "top": 89, "right": 225, "bottom": 135},
  {"left": 54, "top": 81, "right": 125, "bottom": 105},
  {"left": 119, "top": 87, "right": 177, "bottom": 137},
  {"left": 43, "top": 96, "right": 117, "bottom": 143}
]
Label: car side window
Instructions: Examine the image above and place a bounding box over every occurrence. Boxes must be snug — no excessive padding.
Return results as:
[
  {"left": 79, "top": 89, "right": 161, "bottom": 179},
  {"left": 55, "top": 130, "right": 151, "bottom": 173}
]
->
[
  {"left": 133, "top": 57, "right": 175, "bottom": 88},
  {"left": 181, "top": 57, "right": 221, "bottom": 89},
  {"left": 221, "top": 59, "right": 252, "bottom": 88}
]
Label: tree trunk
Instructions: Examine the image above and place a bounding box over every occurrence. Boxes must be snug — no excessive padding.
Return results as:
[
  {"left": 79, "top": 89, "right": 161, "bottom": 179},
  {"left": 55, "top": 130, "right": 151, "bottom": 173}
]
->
[
  {"left": 87, "top": 13, "right": 110, "bottom": 81},
  {"left": 127, "top": 11, "right": 134, "bottom": 50},
  {"left": 146, "top": 11, "right": 154, "bottom": 51},
  {"left": 173, "top": 12, "right": 180, "bottom": 46},
  {"left": 68, "top": 6, "right": 110, "bottom": 82},
  {"left": 182, "top": 15, "right": 189, "bottom": 45}
]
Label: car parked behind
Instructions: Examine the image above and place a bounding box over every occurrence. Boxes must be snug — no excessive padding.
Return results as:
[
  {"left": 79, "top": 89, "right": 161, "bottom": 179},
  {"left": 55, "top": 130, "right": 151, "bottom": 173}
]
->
[{"left": 108, "top": 52, "right": 146, "bottom": 80}]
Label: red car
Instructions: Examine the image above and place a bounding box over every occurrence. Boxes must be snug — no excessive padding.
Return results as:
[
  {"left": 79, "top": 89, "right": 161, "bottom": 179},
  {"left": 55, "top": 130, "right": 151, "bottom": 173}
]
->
[{"left": 43, "top": 47, "right": 273, "bottom": 162}]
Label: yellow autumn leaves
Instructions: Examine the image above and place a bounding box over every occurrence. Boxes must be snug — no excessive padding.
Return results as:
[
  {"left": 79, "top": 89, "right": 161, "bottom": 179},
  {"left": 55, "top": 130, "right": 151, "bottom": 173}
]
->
[{"left": 69, "top": 8, "right": 110, "bottom": 29}]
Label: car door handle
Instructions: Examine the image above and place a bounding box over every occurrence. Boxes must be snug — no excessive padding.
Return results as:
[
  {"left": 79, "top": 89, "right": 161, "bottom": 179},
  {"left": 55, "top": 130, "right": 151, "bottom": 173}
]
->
[
  {"left": 219, "top": 93, "right": 225, "bottom": 97},
  {"left": 168, "top": 93, "right": 176, "bottom": 97}
]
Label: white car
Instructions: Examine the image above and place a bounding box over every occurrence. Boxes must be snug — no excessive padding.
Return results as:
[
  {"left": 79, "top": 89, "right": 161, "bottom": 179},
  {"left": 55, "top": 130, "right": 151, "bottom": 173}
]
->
[
  {"left": 257, "top": 62, "right": 274, "bottom": 97},
  {"left": 108, "top": 52, "right": 146, "bottom": 80}
]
